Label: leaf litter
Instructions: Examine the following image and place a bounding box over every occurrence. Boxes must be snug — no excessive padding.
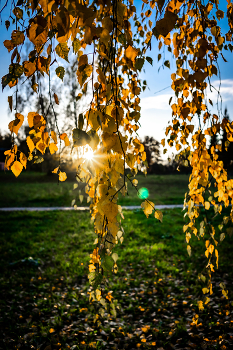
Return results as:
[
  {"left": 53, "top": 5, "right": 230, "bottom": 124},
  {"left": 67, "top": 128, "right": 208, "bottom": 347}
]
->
[{"left": 0, "top": 210, "right": 233, "bottom": 349}]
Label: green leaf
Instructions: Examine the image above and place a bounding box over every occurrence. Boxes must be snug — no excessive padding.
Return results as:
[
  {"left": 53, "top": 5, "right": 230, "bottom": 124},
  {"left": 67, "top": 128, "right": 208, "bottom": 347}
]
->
[
  {"left": 135, "top": 57, "right": 145, "bottom": 71},
  {"left": 227, "top": 227, "right": 233, "bottom": 237},
  {"left": 72, "top": 128, "right": 91, "bottom": 146},
  {"left": 88, "top": 272, "right": 103, "bottom": 290},
  {"left": 78, "top": 113, "right": 84, "bottom": 130},
  {"left": 9, "top": 63, "right": 24, "bottom": 78},
  {"left": 100, "top": 298, "right": 107, "bottom": 307},
  {"left": 2, "top": 74, "right": 13, "bottom": 91},
  {"left": 55, "top": 43, "right": 69, "bottom": 62},
  {"left": 146, "top": 56, "right": 153, "bottom": 65},
  {"left": 55, "top": 66, "right": 65, "bottom": 81},
  {"left": 102, "top": 255, "right": 114, "bottom": 272},
  {"left": 220, "top": 232, "right": 225, "bottom": 242},
  {"left": 118, "top": 33, "right": 126, "bottom": 45},
  {"left": 110, "top": 302, "right": 117, "bottom": 317}
]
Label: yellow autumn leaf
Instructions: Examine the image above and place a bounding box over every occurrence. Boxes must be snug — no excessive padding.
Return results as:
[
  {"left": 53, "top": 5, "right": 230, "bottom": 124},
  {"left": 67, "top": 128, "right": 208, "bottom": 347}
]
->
[
  {"left": 87, "top": 110, "right": 101, "bottom": 131},
  {"left": 52, "top": 167, "right": 59, "bottom": 174},
  {"left": 204, "top": 201, "right": 210, "bottom": 210},
  {"left": 11, "top": 160, "right": 23, "bottom": 177},
  {"left": 51, "top": 131, "right": 57, "bottom": 144},
  {"left": 60, "top": 133, "right": 70, "bottom": 146},
  {"left": 84, "top": 26, "right": 92, "bottom": 44},
  {"left": 49, "top": 328, "right": 55, "bottom": 333},
  {"left": 100, "top": 28, "right": 111, "bottom": 45},
  {"left": 155, "top": 11, "right": 178, "bottom": 37},
  {"left": 96, "top": 67, "right": 106, "bottom": 86},
  {"left": 23, "top": 61, "right": 36, "bottom": 77},
  {"left": 141, "top": 326, "right": 150, "bottom": 333},
  {"left": 126, "top": 154, "right": 136, "bottom": 168},
  {"left": 59, "top": 171, "right": 67, "bottom": 182},
  {"left": 89, "top": 264, "right": 96, "bottom": 272},
  {"left": 8, "top": 96, "right": 12, "bottom": 112},
  {"left": 222, "top": 289, "right": 228, "bottom": 299},
  {"left": 220, "top": 232, "right": 225, "bottom": 242},
  {"left": 102, "top": 16, "right": 113, "bottom": 32},
  {"left": 49, "top": 142, "right": 58, "bottom": 155},
  {"left": 197, "top": 300, "right": 204, "bottom": 311},
  {"left": 54, "top": 93, "right": 59, "bottom": 105},
  {"left": 96, "top": 289, "right": 101, "bottom": 301},
  {"left": 4, "top": 39, "right": 14, "bottom": 52},
  {"left": 141, "top": 200, "right": 154, "bottom": 218},
  {"left": 26, "top": 136, "right": 35, "bottom": 153},
  {"left": 114, "top": 158, "right": 124, "bottom": 174},
  {"left": 216, "top": 9, "right": 224, "bottom": 19},
  {"left": 215, "top": 249, "right": 219, "bottom": 269},
  {"left": 77, "top": 64, "right": 93, "bottom": 86},
  {"left": 102, "top": 201, "right": 119, "bottom": 223},
  {"left": 8, "top": 113, "right": 24, "bottom": 135},
  {"left": 11, "top": 30, "right": 24, "bottom": 45},
  {"left": 19, "top": 152, "right": 27, "bottom": 169},
  {"left": 27, "top": 112, "right": 40, "bottom": 128},
  {"left": 125, "top": 45, "right": 138, "bottom": 61},
  {"left": 154, "top": 210, "right": 163, "bottom": 222},
  {"left": 102, "top": 132, "right": 117, "bottom": 150},
  {"left": 187, "top": 245, "right": 191, "bottom": 256},
  {"left": 202, "top": 288, "right": 209, "bottom": 294},
  {"left": 4, "top": 149, "right": 15, "bottom": 169}
]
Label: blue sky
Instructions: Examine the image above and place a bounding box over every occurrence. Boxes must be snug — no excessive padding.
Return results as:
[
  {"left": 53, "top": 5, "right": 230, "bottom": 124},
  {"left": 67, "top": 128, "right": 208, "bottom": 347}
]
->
[{"left": 0, "top": 1, "right": 233, "bottom": 159}]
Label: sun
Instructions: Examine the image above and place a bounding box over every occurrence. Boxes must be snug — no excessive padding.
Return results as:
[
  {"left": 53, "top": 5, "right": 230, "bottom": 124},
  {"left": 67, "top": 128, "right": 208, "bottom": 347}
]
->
[{"left": 83, "top": 145, "right": 94, "bottom": 161}]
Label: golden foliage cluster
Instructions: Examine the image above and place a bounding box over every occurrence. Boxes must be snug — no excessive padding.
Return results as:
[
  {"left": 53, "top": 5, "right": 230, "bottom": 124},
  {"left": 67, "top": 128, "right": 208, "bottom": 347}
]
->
[{"left": 2, "top": 0, "right": 233, "bottom": 307}]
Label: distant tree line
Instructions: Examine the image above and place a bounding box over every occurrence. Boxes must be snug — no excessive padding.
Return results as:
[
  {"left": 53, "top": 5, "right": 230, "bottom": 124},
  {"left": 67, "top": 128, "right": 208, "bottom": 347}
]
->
[
  {"left": 1, "top": 107, "right": 232, "bottom": 175},
  {"left": 142, "top": 107, "right": 233, "bottom": 175},
  {"left": 208, "top": 108, "right": 233, "bottom": 171}
]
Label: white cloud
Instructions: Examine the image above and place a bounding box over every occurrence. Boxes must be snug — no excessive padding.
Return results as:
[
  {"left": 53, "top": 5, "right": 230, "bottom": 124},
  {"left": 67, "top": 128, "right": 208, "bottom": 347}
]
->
[
  {"left": 140, "top": 94, "right": 172, "bottom": 111},
  {"left": 138, "top": 79, "right": 233, "bottom": 160},
  {"left": 140, "top": 79, "right": 233, "bottom": 113},
  {"left": 207, "top": 79, "right": 233, "bottom": 103}
]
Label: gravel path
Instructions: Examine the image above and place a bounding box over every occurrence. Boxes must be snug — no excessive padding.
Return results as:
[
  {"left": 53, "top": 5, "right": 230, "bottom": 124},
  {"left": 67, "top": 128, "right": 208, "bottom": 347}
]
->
[{"left": 0, "top": 204, "right": 184, "bottom": 211}]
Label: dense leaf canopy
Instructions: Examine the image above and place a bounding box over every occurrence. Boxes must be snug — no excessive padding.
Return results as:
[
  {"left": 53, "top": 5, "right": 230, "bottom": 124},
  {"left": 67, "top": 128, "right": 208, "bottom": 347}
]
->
[{"left": 2, "top": 0, "right": 233, "bottom": 307}]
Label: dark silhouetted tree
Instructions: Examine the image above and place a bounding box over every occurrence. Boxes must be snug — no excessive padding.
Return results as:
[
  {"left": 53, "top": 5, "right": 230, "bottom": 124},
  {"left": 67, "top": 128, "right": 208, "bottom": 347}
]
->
[
  {"left": 219, "top": 108, "right": 233, "bottom": 170},
  {"left": 142, "top": 136, "right": 161, "bottom": 173}
]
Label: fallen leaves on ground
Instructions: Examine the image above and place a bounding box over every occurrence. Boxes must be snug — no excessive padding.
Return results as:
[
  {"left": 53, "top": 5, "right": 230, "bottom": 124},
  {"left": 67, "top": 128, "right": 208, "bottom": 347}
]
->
[{"left": 1, "top": 257, "right": 233, "bottom": 350}]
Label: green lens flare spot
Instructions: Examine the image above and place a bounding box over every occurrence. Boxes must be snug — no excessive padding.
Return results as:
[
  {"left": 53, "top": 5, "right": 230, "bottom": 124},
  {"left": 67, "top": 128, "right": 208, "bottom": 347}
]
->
[{"left": 138, "top": 187, "right": 149, "bottom": 200}]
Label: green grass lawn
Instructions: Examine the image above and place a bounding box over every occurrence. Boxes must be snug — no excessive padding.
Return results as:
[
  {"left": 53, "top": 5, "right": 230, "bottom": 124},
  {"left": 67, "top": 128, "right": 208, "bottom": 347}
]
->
[
  {"left": 1, "top": 208, "right": 233, "bottom": 349},
  {"left": 0, "top": 171, "right": 189, "bottom": 207}
]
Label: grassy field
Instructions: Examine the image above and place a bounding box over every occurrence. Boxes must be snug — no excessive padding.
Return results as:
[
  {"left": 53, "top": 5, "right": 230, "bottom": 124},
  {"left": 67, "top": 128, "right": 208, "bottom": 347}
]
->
[
  {"left": 1, "top": 208, "right": 233, "bottom": 349},
  {"left": 0, "top": 171, "right": 190, "bottom": 207}
]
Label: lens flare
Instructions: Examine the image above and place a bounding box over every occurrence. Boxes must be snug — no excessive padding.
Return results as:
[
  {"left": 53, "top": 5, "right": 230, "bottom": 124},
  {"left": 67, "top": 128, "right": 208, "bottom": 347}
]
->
[
  {"left": 84, "top": 148, "right": 94, "bottom": 161},
  {"left": 138, "top": 187, "right": 149, "bottom": 200}
]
